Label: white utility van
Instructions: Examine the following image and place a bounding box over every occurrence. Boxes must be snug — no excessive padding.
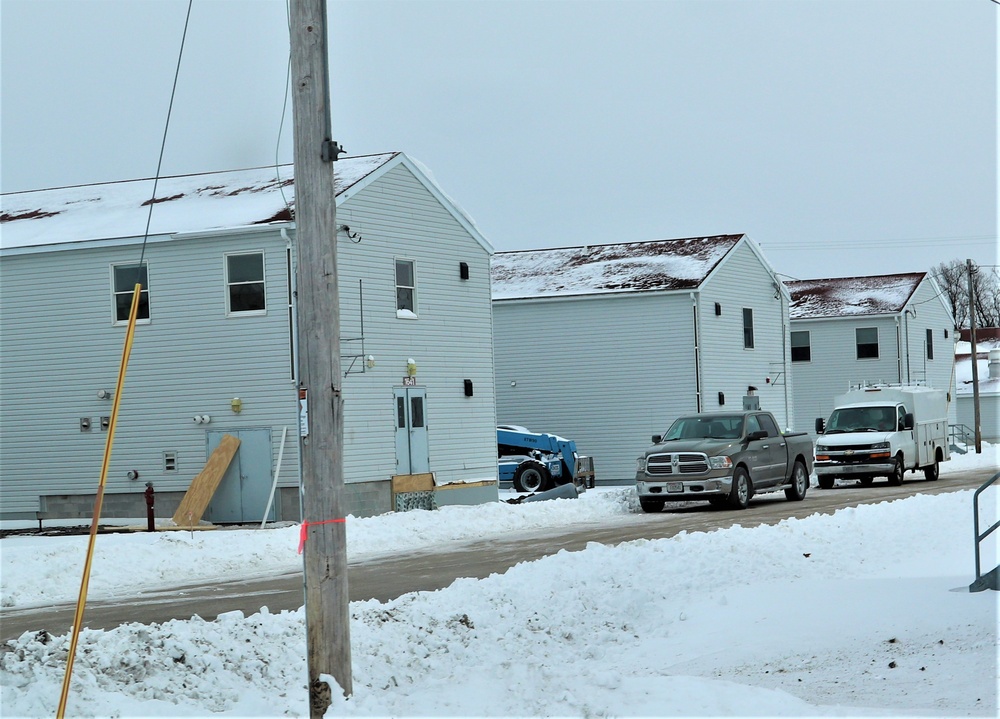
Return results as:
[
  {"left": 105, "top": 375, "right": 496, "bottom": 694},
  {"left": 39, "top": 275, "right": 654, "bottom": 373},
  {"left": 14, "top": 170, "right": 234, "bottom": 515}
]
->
[{"left": 814, "top": 384, "right": 950, "bottom": 489}]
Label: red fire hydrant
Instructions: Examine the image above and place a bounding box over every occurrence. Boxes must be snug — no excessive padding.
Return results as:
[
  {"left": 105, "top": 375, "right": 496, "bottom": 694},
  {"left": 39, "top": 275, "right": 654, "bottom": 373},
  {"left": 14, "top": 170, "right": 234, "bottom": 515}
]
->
[{"left": 144, "top": 482, "right": 155, "bottom": 532}]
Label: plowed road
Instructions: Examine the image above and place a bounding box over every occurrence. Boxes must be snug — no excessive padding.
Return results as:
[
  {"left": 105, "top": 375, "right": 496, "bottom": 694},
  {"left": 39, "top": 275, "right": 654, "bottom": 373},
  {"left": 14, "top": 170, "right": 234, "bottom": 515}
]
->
[{"left": 2, "top": 468, "right": 993, "bottom": 643}]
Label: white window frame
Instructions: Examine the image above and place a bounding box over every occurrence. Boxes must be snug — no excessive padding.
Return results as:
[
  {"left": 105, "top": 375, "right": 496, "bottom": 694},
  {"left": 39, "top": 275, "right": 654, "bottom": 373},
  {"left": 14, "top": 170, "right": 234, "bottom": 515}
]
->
[
  {"left": 395, "top": 257, "right": 418, "bottom": 319},
  {"left": 790, "top": 330, "right": 811, "bottom": 362},
  {"left": 110, "top": 262, "right": 151, "bottom": 326},
  {"left": 225, "top": 251, "right": 267, "bottom": 317},
  {"left": 856, "top": 327, "right": 879, "bottom": 360}
]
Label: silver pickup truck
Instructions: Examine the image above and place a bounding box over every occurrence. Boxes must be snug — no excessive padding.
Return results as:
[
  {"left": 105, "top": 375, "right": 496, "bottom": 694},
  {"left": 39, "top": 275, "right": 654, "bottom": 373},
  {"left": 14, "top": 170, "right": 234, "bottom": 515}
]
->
[{"left": 635, "top": 411, "right": 814, "bottom": 512}]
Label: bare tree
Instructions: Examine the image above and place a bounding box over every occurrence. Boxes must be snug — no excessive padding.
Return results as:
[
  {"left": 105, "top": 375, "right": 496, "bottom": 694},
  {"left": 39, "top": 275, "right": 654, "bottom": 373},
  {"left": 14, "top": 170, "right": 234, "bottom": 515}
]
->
[{"left": 932, "top": 259, "right": 1000, "bottom": 329}]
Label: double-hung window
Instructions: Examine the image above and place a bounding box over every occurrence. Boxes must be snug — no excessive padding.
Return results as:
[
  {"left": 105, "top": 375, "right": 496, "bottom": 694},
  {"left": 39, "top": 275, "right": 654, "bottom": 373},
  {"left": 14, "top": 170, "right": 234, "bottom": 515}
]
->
[
  {"left": 790, "top": 330, "right": 811, "bottom": 362},
  {"left": 856, "top": 327, "right": 879, "bottom": 359},
  {"left": 111, "top": 262, "right": 150, "bottom": 324},
  {"left": 226, "top": 252, "right": 266, "bottom": 315},
  {"left": 396, "top": 258, "right": 417, "bottom": 318},
  {"left": 742, "top": 308, "right": 754, "bottom": 349},
  {"left": 926, "top": 328, "right": 934, "bottom": 360}
]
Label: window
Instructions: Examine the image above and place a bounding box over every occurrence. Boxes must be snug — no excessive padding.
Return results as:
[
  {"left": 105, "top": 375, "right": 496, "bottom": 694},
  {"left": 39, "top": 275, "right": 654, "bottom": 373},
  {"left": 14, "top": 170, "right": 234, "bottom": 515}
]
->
[
  {"left": 742, "top": 308, "right": 754, "bottom": 349},
  {"left": 856, "top": 327, "right": 879, "bottom": 359},
  {"left": 790, "top": 330, "right": 811, "bottom": 362},
  {"left": 111, "top": 262, "right": 150, "bottom": 324},
  {"left": 226, "top": 252, "right": 266, "bottom": 315},
  {"left": 395, "top": 259, "right": 416, "bottom": 317},
  {"left": 757, "top": 413, "right": 780, "bottom": 437},
  {"left": 926, "top": 328, "right": 933, "bottom": 360}
]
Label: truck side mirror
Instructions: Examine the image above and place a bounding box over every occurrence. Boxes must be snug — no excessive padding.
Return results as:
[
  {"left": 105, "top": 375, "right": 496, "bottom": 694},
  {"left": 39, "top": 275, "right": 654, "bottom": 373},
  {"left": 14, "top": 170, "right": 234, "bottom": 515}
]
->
[
  {"left": 815, "top": 418, "right": 825, "bottom": 434},
  {"left": 747, "top": 429, "right": 768, "bottom": 441},
  {"left": 903, "top": 413, "right": 914, "bottom": 430},
  {"left": 651, "top": 435, "right": 662, "bottom": 444}
]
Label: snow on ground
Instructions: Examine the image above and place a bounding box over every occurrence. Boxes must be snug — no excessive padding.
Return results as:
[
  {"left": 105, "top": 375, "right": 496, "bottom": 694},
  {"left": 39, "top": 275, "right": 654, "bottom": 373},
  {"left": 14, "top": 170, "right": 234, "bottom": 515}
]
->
[{"left": 1, "top": 447, "right": 998, "bottom": 718}]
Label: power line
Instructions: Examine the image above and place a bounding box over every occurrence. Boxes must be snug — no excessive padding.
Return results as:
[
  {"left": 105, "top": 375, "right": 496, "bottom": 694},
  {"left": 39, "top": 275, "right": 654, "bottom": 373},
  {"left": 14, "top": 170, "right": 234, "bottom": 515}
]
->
[{"left": 139, "top": 0, "right": 194, "bottom": 268}]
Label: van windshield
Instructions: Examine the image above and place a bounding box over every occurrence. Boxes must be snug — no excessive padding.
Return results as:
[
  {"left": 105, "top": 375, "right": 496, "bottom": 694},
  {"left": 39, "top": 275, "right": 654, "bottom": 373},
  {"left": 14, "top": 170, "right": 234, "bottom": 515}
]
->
[
  {"left": 662, "top": 415, "right": 744, "bottom": 440},
  {"left": 825, "top": 406, "right": 896, "bottom": 433}
]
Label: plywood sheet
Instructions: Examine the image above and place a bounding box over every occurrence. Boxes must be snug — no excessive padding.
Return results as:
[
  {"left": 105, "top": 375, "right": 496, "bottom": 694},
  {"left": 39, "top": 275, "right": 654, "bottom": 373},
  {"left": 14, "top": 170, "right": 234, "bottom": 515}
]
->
[
  {"left": 391, "top": 473, "right": 434, "bottom": 493},
  {"left": 172, "top": 434, "right": 241, "bottom": 526}
]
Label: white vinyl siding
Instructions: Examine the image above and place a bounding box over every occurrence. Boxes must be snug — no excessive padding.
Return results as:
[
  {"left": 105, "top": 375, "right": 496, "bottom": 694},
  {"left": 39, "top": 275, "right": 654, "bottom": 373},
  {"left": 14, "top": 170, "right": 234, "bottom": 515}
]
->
[
  {"left": 789, "top": 276, "right": 957, "bottom": 435},
  {"left": 494, "top": 293, "right": 697, "bottom": 483},
  {"left": 492, "top": 238, "right": 794, "bottom": 479},
  {"left": 0, "top": 160, "right": 498, "bottom": 519},
  {"left": 698, "top": 240, "right": 793, "bottom": 430}
]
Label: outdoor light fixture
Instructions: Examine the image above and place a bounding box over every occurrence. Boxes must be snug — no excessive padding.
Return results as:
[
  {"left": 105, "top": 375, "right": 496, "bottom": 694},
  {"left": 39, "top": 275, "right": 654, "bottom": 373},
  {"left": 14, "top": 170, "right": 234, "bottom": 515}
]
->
[
  {"left": 366, "top": 354, "right": 376, "bottom": 369},
  {"left": 231, "top": 398, "right": 242, "bottom": 413},
  {"left": 406, "top": 358, "right": 417, "bottom": 377},
  {"left": 192, "top": 415, "right": 212, "bottom": 424}
]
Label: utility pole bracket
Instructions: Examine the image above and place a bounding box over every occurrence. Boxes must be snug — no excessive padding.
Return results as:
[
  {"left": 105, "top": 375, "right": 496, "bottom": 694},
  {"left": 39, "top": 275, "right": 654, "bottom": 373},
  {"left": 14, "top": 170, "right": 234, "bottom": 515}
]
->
[{"left": 322, "top": 140, "right": 345, "bottom": 162}]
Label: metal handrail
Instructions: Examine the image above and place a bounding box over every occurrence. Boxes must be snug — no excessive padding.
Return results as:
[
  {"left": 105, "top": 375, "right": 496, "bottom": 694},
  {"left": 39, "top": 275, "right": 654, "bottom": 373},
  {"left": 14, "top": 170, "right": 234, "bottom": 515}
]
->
[
  {"left": 971, "top": 470, "right": 1000, "bottom": 591},
  {"left": 949, "top": 423, "right": 975, "bottom": 444}
]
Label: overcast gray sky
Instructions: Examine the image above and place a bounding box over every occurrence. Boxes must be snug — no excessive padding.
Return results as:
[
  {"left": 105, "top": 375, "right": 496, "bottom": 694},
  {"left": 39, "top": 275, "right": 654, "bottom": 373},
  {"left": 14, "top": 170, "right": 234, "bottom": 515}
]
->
[{"left": 2, "top": 0, "right": 996, "bottom": 280}]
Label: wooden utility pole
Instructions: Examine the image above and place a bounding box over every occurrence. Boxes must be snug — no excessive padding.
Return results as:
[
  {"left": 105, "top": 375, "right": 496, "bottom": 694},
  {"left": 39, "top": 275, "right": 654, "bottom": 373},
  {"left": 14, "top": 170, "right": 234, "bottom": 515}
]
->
[
  {"left": 966, "top": 259, "right": 982, "bottom": 454},
  {"left": 289, "top": 0, "right": 352, "bottom": 713}
]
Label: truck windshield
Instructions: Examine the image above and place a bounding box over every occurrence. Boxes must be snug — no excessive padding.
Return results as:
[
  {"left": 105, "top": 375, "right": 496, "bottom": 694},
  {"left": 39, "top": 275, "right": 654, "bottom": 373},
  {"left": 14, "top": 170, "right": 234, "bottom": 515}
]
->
[
  {"left": 662, "top": 415, "right": 744, "bottom": 440},
  {"left": 825, "top": 406, "right": 896, "bottom": 433}
]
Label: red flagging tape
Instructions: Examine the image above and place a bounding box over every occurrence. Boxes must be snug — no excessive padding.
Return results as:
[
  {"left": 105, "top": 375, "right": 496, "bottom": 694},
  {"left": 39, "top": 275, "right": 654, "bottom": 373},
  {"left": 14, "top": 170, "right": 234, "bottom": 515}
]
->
[{"left": 298, "top": 518, "right": 346, "bottom": 554}]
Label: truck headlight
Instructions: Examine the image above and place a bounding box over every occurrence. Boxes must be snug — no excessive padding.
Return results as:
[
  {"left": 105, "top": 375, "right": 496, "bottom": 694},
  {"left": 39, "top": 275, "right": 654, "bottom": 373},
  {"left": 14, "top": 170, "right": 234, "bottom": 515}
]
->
[
  {"left": 815, "top": 444, "right": 828, "bottom": 453},
  {"left": 709, "top": 456, "right": 733, "bottom": 470},
  {"left": 636, "top": 457, "right": 647, "bottom": 472},
  {"left": 871, "top": 441, "right": 890, "bottom": 450}
]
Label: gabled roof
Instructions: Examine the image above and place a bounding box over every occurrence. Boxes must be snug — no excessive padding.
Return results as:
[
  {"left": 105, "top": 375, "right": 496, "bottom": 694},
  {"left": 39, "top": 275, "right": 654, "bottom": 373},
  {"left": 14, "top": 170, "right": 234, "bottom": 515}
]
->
[
  {"left": 1, "top": 152, "right": 491, "bottom": 254},
  {"left": 785, "top": 272, "right": 926, "bottom": 320},
  {"left": 491, "top": 234, "right": 745, "bottom": 300}
]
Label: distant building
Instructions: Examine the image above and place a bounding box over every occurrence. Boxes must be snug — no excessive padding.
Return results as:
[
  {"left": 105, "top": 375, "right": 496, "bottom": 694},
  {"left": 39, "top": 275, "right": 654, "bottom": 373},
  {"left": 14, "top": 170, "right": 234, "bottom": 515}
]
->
[
  {"left": 0, "top": 153, "right": 499, "bottom": 522},
  {"left": 954, "top": 328, "right": 1000, "bottom": 444},
  {"left": 785, "top": 272, "right": 956, "bottom": 433},
  {"left": 491, "top": 235, "right": 793, "bottom": 483}
]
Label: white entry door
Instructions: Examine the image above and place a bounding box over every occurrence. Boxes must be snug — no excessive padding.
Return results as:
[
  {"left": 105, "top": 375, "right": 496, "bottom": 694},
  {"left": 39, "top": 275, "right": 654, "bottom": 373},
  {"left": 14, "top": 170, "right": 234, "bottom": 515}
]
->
[{"left": 394, "top": 387, "right": 429, "bottom": 474}]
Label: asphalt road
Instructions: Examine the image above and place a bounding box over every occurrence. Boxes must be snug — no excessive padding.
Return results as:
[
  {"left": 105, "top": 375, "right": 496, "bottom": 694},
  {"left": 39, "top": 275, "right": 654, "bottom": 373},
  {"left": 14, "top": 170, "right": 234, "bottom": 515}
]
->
[{"left": 2, "top": 466, "right": 994, "bottom": 643}]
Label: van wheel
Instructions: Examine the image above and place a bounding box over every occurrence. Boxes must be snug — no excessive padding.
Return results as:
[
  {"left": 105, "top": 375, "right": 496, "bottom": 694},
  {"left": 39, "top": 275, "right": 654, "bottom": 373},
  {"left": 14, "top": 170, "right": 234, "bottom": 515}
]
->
[
  {"left": 727, "top": 467, "right": 751, "bottom": 509},
  {"left": 785, "top": 460, "right": 809, "bottom": 501},
  {"left": 513, "top": 461, "right": 550, "bottom": 493},
  {"left": 640, "top": 498, "right": 665, "bottom": 513},
  {"left": 818, "top": 476, "right": 834, "bottom": 490},
  {"left": 887, "top": 457, "right": 904, "bottom": 486},
  {"left": 924, "top": 460, "right": 939, "bottom": 481}
]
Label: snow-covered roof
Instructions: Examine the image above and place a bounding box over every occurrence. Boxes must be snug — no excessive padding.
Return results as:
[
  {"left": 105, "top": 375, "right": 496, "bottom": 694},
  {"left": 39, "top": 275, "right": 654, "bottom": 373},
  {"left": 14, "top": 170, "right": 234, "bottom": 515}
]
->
[
  {"left": 785, "top": 272, "right": 925, "bottom": 320},
  {"left": 0, "top": 153, "right": 398, "bottom": 250},
  {"left": 955, "top": 354, "right": 1000, "bottom": 396},
  {"left": 491, "top": 234, "right": 744, "bottom": 300}
]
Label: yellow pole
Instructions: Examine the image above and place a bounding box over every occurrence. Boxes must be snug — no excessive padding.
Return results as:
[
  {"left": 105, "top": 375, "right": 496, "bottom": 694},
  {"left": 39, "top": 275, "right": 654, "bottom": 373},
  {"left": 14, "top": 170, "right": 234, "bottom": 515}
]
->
[{"left": 56, "top": 283, "right": 142, "bottom": 718}]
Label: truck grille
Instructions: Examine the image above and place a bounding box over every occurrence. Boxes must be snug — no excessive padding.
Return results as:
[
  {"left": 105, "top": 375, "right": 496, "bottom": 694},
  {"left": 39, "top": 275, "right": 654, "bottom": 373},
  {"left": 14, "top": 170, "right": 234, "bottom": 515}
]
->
[{"left": 646, "top": 453, "right": 709, "bottom": 475}]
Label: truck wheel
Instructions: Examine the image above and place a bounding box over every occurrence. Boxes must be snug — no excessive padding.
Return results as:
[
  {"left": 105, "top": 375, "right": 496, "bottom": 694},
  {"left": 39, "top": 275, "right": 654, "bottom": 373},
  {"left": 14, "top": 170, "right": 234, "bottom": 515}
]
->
[
  {"left": 513, "top": 461, "right": 550, "bottom": 493},
  {"left": 818, "top": 476, "right": 834, "bottom": 490},
  {"left": 727, "top": 467, "right": 751, "bottom": 509},
  {"left": 923, "top": 460, "right": 939, "bottom": 481},
  {"left": 887, "top": 457, "right": 904, "bottom": 486},
  {"left": 784, "top": 460, "right": 808, "bottom": 501},
  {"left": 639, "top": 498, "right": 665, "bottom": 513}
]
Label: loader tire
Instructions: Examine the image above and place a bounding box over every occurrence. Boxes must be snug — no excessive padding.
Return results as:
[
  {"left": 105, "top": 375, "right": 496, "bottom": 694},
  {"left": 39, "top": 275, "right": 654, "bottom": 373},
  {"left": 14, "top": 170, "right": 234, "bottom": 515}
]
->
[{"left": 513, "top": 460, "right": 550, "bottom": 493}]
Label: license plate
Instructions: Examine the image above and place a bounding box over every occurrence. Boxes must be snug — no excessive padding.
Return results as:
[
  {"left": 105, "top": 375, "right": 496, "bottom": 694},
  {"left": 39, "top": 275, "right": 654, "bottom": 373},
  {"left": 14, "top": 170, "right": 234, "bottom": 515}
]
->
[{"left": 667, "top": 482, "right": 683, "bottom": 493}]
